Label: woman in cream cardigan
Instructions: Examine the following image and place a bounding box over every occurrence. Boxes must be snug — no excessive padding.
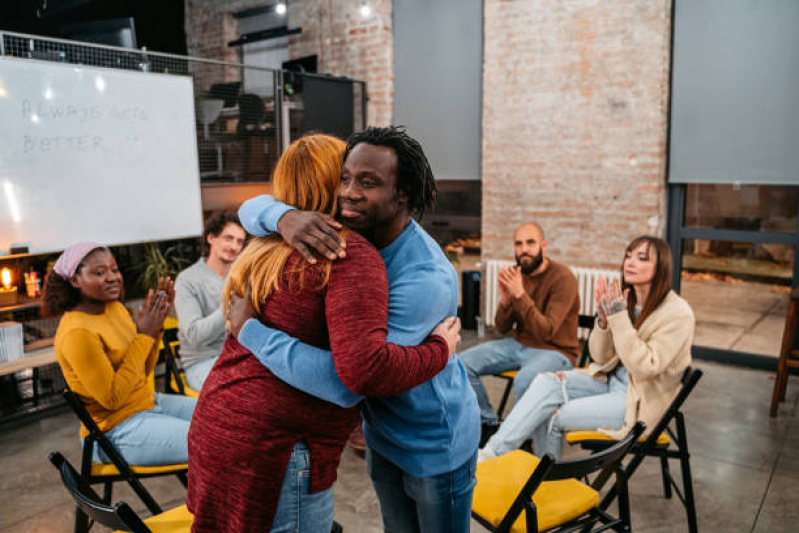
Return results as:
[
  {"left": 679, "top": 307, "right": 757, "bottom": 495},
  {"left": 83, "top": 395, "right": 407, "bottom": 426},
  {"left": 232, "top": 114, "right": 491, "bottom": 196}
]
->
[{"left": 479, "top": 236, "right": 694, "bottom": 461}]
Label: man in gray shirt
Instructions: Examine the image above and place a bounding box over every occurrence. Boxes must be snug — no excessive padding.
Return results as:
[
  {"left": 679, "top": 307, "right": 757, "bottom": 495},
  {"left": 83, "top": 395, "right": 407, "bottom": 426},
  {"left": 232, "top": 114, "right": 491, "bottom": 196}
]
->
[{"left": 175, "top": 210, "right": 246, "bottom": 389}]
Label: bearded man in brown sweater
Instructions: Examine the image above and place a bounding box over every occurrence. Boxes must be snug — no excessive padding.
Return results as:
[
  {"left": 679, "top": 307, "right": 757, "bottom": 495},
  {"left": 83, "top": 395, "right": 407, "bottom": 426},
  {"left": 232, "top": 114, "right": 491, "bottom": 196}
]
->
[{"left": 460, "top": 223, "right": 580, "bottom": 443}]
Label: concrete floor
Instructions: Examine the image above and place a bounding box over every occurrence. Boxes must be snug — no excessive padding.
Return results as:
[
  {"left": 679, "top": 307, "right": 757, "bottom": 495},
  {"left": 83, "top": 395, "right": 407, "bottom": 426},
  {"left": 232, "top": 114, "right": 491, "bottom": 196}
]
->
[
  {"left": 2, "top": 332, "right": 798, "bottom": 532},
  {"left": 681, "top": 278, "right": 789, "bottom": 358}
]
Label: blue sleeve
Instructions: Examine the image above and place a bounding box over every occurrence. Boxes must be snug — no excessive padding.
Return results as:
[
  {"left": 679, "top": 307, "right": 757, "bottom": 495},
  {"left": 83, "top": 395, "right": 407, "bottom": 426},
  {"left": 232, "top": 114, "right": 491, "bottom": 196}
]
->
[
  {"left": 238, "top": 195, "right": 295, "bottom": 237},
  {"left": 237, "top": 318, "right": 362, "bottom": 408},
  {"left": 384, "top": 263, "right": 459, "bottom": 346}
]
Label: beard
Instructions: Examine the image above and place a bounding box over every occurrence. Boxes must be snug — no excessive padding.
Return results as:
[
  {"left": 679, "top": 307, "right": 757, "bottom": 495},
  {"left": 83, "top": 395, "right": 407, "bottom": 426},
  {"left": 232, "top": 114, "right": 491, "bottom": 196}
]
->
[{"left": 516, "top": 250, "right": 543, "bottom": 274}]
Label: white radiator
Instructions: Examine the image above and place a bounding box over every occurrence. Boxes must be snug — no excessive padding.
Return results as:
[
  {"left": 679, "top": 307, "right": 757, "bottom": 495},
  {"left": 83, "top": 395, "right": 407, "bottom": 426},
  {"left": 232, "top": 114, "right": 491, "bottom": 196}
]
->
[{"left": 480, "top": 260, "right": 620, "bottom": 340}]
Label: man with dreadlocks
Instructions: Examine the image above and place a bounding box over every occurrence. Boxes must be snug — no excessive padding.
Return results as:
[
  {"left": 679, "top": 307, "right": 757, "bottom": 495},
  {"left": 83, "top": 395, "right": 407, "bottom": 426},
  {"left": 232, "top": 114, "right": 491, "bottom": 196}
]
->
[{"left": 231, "top": 126, "right": 480, "bottom": 531}]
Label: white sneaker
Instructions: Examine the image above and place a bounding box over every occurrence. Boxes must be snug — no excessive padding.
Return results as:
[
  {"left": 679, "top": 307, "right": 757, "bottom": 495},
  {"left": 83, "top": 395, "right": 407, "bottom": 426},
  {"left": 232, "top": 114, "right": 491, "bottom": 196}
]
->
[{"left": 477, "top": 446, "right": 497, "bottom": 464}]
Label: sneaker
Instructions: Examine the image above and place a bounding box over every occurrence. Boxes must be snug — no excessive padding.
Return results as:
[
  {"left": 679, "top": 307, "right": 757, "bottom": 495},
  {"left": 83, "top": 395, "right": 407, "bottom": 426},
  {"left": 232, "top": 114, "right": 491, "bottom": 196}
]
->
[
  {"left": 477, "top": 446, "right": 497, "bottom": 464},
  {"left": 348, "top": 425, "right": 366, "bottom": 458}
]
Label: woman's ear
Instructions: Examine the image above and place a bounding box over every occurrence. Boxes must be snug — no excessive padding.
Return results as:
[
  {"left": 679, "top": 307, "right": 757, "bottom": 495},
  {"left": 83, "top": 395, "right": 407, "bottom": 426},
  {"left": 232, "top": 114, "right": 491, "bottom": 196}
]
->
[{"left": 69, "top": 274, "right": 81, "bottom": 290}]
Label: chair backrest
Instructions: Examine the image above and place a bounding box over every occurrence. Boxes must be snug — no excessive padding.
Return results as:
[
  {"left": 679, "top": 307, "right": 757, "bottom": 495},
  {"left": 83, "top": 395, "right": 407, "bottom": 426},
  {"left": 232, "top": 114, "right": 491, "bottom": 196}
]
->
[
  {"left": 640, "top": 367, "right": 702, "bottom": 449},
  {"left": 161, "top": 328, "right": 187, "bottom": 395},
  {"left": 49, "top": 452, "right": 150, "bottom": 533},
  {"left": 546, "top": 421, "right": 645, "bottom": 482},
  {"left": 62, "top": 389, "right": 136, "bottom": 476},
  {"left": 577, "top": 314, "right": 596, "bottom": 367},
  {"left": 496, "top": 423, "right": 645, "bottom": 532}
]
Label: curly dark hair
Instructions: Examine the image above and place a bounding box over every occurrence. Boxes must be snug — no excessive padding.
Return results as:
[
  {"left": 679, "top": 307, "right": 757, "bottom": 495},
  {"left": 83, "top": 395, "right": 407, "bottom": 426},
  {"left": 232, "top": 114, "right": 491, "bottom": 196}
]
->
[
  {"left": 202, "top": 210, "right": 243, "bottom": 255},
  {"left": 344, "top": 126, "right": 437, "bottom": 219},
  {"left": 41, "top": 247, "right": 108, "bottom": 316}
]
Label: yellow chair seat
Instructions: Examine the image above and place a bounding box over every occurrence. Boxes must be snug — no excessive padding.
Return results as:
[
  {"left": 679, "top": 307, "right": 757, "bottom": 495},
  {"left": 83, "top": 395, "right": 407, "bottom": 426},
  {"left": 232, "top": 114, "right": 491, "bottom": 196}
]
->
[
  {"left": 170, "top": 374, "right": 200, "bottom": 398},
  {"left": 566, "top": 430, "right": 670, "bottom": 446},
  {"left": 498, "top": 370, "right": 518, "bottom": 379},
  {"left": 114, "top": 504, "right": 193, "bottom": 533},
  {"left": 91, "top": 462, "right": 188, "bottom": 477},
  {"left": 474, "top": 450, "right": 599, "bottom": 532}
]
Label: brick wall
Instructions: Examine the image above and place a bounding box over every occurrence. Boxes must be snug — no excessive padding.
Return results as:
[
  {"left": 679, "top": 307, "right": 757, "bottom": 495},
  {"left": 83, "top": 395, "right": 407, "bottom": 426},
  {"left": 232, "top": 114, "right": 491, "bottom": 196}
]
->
[
  {"left": 185, "top": 0, "right": 393, "bottom": 126},
  {"left": 481, "top": 0, "right": 672, "bottom": 269},
  {"left": 289, "top": 0, "right": 393, "bottom": 126}
]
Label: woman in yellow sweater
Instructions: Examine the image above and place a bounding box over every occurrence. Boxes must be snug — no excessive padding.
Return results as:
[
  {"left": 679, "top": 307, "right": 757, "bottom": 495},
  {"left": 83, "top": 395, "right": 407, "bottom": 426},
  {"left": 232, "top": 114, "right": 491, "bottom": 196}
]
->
[
  {"left": 44, "top": 242, "right": 196, "bottom": 465},
  {"left": 479, "top": 236, "right": 694, "bottom": 461}
]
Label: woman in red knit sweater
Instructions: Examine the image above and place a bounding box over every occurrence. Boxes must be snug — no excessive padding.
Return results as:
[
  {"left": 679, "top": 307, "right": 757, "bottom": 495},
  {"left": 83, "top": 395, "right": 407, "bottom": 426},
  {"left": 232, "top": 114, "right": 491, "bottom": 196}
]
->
[{"left": 186, "top": 134, "right": 460, "bottom": 532}]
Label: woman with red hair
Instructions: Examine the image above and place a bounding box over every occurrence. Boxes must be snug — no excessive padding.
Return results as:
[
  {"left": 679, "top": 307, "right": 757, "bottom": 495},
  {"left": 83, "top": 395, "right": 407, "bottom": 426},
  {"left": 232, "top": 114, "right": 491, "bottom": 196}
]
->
[{"left": 187, "top": 134, "right": 460, "bottom": 532}]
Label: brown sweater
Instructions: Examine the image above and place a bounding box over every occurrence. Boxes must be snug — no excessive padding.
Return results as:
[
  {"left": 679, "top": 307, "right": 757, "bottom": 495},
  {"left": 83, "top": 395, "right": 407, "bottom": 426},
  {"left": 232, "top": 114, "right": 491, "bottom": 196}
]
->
[{"left": 494, "top": 259, "right": 580, "bottom": 360}]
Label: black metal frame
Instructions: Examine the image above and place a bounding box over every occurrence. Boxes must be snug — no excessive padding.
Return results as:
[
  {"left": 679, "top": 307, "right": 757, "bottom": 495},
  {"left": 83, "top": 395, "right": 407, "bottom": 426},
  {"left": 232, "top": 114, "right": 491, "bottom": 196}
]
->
[
  {"left": 665, "top": 1, "right": 799, "bottom": 368},
  {"left": 62, "top": 389, "right": 187, "bottom": 533},
  {"left": 472, "top": 422, "right": 645, "bottom": 533},
  {"left": 161, "top": 328, "right": 192, "bottom": 396},
  {"left": 49, "top": 452, "right": 153, "bottom": 533},
  {"left": 572, "top": 367, "right": 703, "bottom": 533},
  {"left": 495, "top": 314, "right": 596, "bottom": 420}
]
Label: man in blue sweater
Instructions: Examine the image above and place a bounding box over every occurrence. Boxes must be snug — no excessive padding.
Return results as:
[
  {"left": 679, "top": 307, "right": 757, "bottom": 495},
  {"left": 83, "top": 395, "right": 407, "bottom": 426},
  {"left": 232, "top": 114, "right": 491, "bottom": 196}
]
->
[{"left": 231, "top": 127, "right": 480, "bottom": 531}]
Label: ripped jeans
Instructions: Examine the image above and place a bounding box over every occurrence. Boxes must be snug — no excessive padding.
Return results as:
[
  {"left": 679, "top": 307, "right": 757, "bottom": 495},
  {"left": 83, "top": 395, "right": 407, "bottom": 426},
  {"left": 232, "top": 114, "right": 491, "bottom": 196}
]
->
[{"left": 485, "top": 367, "right": 628, "bottom": 460}]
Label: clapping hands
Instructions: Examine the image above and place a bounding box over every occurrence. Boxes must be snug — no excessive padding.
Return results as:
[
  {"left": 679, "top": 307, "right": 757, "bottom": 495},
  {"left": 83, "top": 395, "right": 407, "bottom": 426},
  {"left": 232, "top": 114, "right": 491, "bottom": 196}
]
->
[
  {"left": 595, "top": 277, "right": 629, "bottom": 328},
  {"left": 498, "top": 266, "right": 525, "bottom": 305}
]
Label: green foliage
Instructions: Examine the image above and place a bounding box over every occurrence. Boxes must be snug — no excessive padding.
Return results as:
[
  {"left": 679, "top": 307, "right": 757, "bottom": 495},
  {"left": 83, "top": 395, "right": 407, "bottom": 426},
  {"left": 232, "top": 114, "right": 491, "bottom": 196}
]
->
[{"left": 134, "top": 243, "right": 189, "bottom": 291}]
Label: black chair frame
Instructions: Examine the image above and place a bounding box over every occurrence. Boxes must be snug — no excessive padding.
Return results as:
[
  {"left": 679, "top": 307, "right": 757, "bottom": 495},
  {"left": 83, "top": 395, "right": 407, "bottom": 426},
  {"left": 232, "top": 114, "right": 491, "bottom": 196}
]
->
[
  {"left": 576, "top": 367, "right": 702, "bottom": 533},
  {"left": 50, "top": 451, "right": 154, "bottom": 533},
  {"left": 473, "top": 422, "right": 645, "bottom": 533},
  {"left": 161, "top": 328, "right": 189, "bottom": 396},
  {"left": 62, "top": 389, "right": 187, "bottom": 532},
  {"left": 496, "top": 314, "right": 596, "bottom": 420}
]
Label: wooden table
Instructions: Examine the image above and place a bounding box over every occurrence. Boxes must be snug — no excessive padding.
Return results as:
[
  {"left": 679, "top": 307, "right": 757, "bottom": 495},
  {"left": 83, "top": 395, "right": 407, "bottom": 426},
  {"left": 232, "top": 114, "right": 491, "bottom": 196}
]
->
[{"left": 0, "top": 347, "right": 56, "bottom": 377}]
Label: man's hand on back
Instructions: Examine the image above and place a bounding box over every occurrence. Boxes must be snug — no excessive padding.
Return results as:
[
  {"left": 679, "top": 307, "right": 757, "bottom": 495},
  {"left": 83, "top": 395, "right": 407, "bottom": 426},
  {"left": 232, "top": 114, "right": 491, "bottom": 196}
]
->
[{"left": 277, "top": 210, "right": 347, "bottom": 264}]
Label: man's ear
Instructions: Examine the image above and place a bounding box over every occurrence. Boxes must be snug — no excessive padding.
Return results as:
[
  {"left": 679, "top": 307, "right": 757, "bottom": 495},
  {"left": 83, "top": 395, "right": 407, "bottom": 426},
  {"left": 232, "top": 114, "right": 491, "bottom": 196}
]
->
[
  {"left": 541, "top": 240, "right": 548, "bottom": 257},
  {"left": 396, "top": 189, "right": 409, "bottom": 208}
]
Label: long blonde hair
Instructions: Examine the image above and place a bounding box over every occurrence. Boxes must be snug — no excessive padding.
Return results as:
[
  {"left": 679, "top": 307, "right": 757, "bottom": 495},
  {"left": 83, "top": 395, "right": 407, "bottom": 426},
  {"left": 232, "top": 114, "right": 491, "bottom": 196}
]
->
[{"left": 224, "top": 134, "right": 346, "bottom": 315}]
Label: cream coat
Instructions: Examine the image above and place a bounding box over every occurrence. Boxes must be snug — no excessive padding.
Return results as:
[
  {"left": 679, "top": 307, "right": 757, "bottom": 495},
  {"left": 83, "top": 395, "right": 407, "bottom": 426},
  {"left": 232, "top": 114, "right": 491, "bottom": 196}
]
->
[{"left": 586, "top": 290, "right": 694, "bottom": 440}]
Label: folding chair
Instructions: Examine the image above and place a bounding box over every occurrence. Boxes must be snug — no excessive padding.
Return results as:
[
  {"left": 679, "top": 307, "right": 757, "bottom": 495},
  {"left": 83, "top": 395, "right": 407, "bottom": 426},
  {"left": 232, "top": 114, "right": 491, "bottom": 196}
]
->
[
  {"left": 161, "top": 328, "right": 200, "bottom": 398},
  {"left": 566, "top": 367, "right": 703, "bottom": 533},
  {"left": 495, "top": 315, "right": 596, "bottom": 420},
  {"left": 62, "top": 389, "right": 188, "bottom": 533},
  {"left": 49, "top": 451, "right": 192, "bottom": 533},
  {"left": 472, "top": 422, "right": 645, "bottom": 532}
]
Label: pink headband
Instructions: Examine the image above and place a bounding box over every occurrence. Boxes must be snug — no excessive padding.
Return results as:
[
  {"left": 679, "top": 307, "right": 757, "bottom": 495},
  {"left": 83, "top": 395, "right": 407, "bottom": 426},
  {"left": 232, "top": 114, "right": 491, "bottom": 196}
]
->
[{"left": 53, "top": 242, "right": 106, "bottom": 279}]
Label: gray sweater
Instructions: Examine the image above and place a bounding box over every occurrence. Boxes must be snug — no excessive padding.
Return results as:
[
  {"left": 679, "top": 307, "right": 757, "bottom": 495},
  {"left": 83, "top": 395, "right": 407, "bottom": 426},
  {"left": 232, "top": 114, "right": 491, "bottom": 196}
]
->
[{"left": 174, "top": 258, "right": 227, "bottom": 369}]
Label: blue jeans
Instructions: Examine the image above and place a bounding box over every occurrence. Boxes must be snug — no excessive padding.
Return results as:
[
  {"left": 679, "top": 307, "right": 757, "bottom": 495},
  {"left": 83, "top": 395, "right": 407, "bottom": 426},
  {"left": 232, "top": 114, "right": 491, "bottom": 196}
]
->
[
  {"left": 486, "top": 368, "right": 628, "bottom": 460},
  {"left": 366, "top": 447, "right": 476, "bottom": 533},
  {"left": 459, "top": 337, "right": 573, "bottom": 424},
  {"left": 271, "top": 441, "right": 334, "bottom": 533},
  {"left": 184, "top": 356, "right": 217, "bottom": 390},
  {"left": 92, "top": 392, "right": 196, "bottom": 465}
]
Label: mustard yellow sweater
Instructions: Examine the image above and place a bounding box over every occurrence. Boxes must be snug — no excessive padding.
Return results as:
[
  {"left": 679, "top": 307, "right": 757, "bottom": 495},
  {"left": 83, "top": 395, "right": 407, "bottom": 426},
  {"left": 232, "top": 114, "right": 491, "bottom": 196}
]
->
[{"left": 55, "top": 302, "right": 160, "bottom": 437}]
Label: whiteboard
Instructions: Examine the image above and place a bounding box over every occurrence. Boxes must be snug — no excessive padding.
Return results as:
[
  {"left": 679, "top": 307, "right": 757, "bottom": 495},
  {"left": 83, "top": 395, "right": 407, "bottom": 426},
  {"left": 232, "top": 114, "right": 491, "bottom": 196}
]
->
[{"left": 0, "top": 57, "right": 204, "bottom": 254}]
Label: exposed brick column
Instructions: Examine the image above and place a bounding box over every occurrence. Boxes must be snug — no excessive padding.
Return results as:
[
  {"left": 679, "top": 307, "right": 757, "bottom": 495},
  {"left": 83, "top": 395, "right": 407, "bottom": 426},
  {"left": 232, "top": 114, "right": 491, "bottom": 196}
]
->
[{"left": 481, "top": 0, "right": 672, "bottom": 269}]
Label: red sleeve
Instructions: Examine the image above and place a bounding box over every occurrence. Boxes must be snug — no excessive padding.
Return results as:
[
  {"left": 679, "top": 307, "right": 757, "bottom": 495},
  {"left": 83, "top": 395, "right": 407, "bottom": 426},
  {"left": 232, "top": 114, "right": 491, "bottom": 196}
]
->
[{"left": 325, "top": 234, "right": 450, "bottom": 396}]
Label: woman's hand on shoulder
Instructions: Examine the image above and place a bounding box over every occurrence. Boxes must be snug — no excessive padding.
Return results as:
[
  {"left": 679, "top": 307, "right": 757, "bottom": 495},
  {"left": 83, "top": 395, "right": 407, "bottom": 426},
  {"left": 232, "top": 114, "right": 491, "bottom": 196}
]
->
[
  {"left": 227, "top": 285, "right": 256, "bottom": 339},
  {"left": 431, "top": 316, "right": 461, "bottom": 356}
]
